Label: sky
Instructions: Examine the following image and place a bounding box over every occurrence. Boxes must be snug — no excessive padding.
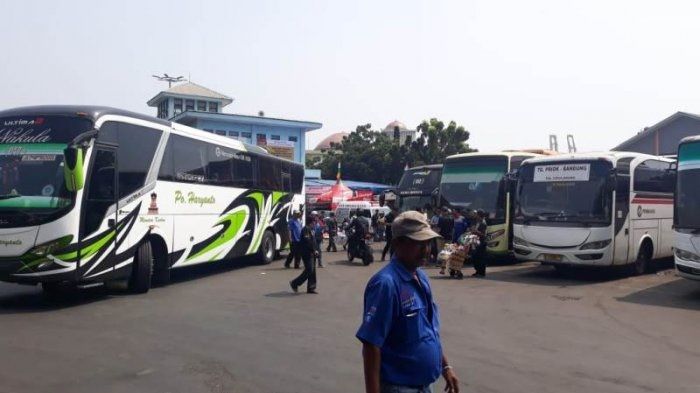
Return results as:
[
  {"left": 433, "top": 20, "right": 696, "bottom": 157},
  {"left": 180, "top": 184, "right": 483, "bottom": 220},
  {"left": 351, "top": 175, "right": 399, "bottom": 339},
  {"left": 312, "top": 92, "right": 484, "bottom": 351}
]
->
[{"left": 2, "top": 0, "right": 700, "bottom": 153}]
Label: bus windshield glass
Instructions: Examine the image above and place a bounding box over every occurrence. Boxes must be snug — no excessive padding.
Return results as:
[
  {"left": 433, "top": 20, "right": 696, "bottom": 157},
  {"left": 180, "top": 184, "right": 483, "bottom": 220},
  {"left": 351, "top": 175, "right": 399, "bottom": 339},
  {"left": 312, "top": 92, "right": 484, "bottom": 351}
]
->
[
  {"left": 397, "top": 167, "right": 442, "bottom": 196},
  {"left": 0, "top": 115, "right": 93, "bottom": 223},
  {"left": 676, "top": 141, "right": 700, "bottom": 229},
  {"left": 440, "top": 156, "right": 508, "bottom": 221},
  {"left": 516, "top": 160, "right": 612, "bottom": 225}
]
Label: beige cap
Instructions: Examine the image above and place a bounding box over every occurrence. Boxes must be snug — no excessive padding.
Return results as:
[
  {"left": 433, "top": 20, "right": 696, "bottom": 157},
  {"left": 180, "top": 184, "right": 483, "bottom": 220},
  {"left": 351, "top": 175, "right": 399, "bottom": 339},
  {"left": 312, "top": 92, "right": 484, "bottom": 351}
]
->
[{"left": 392, "top": 211, "right": 442, "bottom": 241}]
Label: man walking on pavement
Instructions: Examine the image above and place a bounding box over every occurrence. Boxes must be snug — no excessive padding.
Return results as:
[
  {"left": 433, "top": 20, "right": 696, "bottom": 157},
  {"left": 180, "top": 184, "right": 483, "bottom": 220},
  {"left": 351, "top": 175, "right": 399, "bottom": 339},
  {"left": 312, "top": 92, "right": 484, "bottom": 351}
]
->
[
  {"left": 290, "top": 215, "right": 319, "bottom": 294},
  {"left": 311, "top": 212, "right": 325, "bottom": 267},
  {"left": 284, "top": 211, "right": 303, "bottom": 269},
  {"left": 357, "top": 211, "right": 460, "bottom": 393},
  {"left": 325, "top": 212, "right": 338, "bottom": 252},
  {"left": 381, "top": 207, "right": 396, "bottom": 261}
]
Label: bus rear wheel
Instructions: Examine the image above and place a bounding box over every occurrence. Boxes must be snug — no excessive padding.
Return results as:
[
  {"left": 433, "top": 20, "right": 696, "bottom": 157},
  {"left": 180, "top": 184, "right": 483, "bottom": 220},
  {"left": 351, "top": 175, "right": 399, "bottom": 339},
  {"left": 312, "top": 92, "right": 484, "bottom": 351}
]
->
[
  {"left": 129, "top": 241, "right": 153, "bottom": 294},
  {"left": 258, "top": 230, "right": 275, "bottom": 265},
  {"left": 632, "top": 243, "right": 652, "bottom": 276}
]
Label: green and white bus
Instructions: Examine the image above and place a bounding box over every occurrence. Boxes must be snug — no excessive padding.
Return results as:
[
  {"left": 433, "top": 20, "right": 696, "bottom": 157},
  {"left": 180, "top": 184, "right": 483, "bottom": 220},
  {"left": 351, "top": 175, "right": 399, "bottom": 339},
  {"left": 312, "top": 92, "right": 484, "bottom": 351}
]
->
[
  {"left": 0, "top": 106, "right": 304, "bottom": 294},
  {"left": 439, "top": 151, "right": 543, "bottom": 257}
]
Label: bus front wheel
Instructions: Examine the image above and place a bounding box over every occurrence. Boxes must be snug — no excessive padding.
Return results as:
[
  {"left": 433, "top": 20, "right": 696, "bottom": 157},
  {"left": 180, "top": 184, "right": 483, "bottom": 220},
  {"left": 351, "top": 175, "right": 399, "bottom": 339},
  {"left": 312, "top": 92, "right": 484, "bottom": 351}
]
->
[
  {"left": 632, "top": 243, "right": 652, "bottom": 276},
  {"left": 129, "top": 241, "right": 153, "bottom": 294}
]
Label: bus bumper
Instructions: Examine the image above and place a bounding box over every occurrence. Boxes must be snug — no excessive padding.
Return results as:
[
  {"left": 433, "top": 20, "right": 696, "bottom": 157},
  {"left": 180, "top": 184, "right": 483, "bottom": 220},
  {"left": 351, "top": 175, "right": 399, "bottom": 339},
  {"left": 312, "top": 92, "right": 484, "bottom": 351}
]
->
[
  {"left": 675, "top": 257, "right": 700, "bottom": 281},
  {"left": 512, "top": 244, "right": 613, "bottom": 266}
]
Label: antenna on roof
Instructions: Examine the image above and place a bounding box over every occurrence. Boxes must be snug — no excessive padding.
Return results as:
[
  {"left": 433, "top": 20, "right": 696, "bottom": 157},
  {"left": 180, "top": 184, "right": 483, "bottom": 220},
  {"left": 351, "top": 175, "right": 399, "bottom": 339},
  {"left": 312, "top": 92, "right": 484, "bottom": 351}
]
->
[
  {"left": 549, "top": 134, "right": 559, "bottom": 152},
  {"left": 567, "top": 134, "right": 577, "bottom": 153},
  {"left": 152, "top": 73, "right": 185, "bottom": 88}
]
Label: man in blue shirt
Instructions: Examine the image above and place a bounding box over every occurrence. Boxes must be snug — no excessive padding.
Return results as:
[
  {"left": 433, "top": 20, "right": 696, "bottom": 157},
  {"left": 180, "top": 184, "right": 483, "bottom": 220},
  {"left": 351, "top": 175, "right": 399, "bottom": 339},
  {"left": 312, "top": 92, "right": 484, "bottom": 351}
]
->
[
  {"left": 284, "top": 211, "right": 303, "bottom": 269},
  {"left": 357, "top": 211, "right": 460, "bottom": 393}
]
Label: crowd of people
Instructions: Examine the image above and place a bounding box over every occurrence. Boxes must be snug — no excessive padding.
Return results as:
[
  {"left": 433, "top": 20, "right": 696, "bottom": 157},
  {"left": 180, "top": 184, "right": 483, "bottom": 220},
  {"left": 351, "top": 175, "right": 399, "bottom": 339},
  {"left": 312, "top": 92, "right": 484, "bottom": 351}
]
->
[{"left": 284, "top": 205, "right": 491, "bottom": 293}]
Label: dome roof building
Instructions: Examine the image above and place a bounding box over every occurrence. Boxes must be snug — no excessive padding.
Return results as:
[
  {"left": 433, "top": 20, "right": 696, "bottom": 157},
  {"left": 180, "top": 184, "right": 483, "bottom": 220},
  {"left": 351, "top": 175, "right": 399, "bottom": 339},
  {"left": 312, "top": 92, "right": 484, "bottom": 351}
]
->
[
  {"left": 381, "top": 120, "right": 416, "bottom": 145},
  {"left": 315, "top": 132, "right": 349, "bottom": 150}
]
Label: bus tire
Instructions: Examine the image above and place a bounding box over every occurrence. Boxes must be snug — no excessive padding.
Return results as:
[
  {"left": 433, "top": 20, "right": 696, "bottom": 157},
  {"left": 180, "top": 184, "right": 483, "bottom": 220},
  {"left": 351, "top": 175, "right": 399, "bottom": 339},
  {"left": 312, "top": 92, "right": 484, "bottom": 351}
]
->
[
  {"left": 632, "top": 242, "right": 652, "bottom": 276},
  {"left": 151, "top": 238, "right": 170, "bottom": 286},
  {"left": 258, "top": 230, "right": 275, "bottom": 265},
  {"left": 129, "top": 241, "right": 153, "bottom": 294}
]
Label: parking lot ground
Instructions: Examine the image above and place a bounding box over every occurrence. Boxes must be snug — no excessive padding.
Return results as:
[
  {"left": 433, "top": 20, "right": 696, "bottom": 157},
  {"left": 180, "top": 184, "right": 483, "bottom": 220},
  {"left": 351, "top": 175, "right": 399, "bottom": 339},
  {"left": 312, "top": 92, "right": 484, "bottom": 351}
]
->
[{"left": 1, "top": 246, "right": 700, "bottom": 393}]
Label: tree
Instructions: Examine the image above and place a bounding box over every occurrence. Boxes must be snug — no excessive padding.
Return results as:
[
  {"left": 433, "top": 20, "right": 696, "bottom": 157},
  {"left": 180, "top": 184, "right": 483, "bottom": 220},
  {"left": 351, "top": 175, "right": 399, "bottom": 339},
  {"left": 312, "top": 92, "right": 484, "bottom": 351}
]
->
[
  {"left": 308, "top": 118, "right": 474, "bottom": 185},
  {"left": 408, "top": 118, "right": 474, "bottom": 167}
]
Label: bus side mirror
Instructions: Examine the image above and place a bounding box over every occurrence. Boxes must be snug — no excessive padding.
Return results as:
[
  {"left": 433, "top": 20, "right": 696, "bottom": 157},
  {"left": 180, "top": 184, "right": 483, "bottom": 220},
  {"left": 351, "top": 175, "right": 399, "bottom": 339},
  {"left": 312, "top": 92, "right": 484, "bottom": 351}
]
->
[
  {"left": 607, "top": 171, "right": 616, "bottom": 192},
  {"left": 63, "top": 147, "right": 85, "bottom": 192}
]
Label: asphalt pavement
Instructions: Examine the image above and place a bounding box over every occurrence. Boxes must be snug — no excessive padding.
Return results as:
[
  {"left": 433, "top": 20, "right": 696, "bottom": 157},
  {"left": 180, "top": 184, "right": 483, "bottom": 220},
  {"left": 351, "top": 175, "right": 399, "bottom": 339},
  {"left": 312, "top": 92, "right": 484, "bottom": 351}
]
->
[{"left": 0, "top": 245, "right": 699, "bottom": 393}]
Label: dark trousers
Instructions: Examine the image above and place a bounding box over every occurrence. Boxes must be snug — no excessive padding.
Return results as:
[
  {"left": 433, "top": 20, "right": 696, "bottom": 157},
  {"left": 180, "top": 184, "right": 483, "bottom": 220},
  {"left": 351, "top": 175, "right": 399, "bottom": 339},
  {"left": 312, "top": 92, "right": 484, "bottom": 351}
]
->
[
  {"left": 327, "top": 234, "right": 337, "bottom": 252},
  {"left": 382, "top": 234, "right": 393, "bottom": 260},
  {"left": 315, "top": 240, "right": 323, "bottom": 266},
  {"left": 473, "top": 247, "right": 487, "bottom": 275},
  {"left": 291, "top": 252, "right": 316, "bottom": 291},
  {"left": 430, "top": 238, "right": 439, "bottom": 263},
  {"left": 285, "top": 241, "right": 301, "bottom": 267}
]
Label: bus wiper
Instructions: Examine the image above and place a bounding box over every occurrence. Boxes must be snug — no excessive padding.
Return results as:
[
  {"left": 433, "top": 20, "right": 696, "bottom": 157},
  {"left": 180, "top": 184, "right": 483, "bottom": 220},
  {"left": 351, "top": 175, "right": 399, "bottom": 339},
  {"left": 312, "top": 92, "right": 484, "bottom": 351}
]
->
[{"left": 0, "top": 194, "right": 21, "bottom": 200}]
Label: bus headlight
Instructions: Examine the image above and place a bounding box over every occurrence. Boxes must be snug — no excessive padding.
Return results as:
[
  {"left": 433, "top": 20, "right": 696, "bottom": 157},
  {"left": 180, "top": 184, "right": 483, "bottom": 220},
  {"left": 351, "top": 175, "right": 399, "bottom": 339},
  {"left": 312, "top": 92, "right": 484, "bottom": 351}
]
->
[
  {"left": 28, "top": 236, "right": 73, "bottom": 257},
  {"left": 579, "top": 239, "right": 611, "bottom": 250},
  {"left": 675, "top": 248, "right": 700, "bottom": 262},
  {"left": 486, "top": 229, "right": 505, "bottom": 241},
  {"left": 513, "top": 236, "right": 529, "bottom": 247}
]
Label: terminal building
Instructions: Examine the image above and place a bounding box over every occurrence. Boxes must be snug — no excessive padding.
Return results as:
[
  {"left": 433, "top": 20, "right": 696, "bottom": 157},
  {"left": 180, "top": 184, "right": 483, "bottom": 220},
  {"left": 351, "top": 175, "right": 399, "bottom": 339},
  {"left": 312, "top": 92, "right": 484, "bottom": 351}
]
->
[
  {"left": 147, "top": 82, "right": 322, "bottom": 164},
  {"left": 613, "top": 111, "right": 700, "bottom": 156}
]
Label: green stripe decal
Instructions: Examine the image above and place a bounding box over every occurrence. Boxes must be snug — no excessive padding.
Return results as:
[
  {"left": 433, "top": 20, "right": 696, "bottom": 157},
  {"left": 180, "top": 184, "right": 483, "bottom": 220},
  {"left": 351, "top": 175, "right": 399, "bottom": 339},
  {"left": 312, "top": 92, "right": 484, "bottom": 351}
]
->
[{"left": 187, "top": 212, "right": 246, "bottom": 261}]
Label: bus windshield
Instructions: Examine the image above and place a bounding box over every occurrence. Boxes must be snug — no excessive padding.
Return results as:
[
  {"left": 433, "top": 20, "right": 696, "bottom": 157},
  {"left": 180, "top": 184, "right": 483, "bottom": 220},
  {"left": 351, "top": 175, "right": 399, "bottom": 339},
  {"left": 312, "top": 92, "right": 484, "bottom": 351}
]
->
[
  {"left": 676, "top": 141, "right": 700, "bottom": 229},
  {"left": 0, "top": 115, "right": 93, "bottom": 226},
  {"left": 516, "top": 160, "right": 612, "bottom": 225},
  {"left": 440, "top": 156, "right": 508, "bottom": 221},
  {"left": 397, "top": 167, "right": 442, "bottom": 196}
]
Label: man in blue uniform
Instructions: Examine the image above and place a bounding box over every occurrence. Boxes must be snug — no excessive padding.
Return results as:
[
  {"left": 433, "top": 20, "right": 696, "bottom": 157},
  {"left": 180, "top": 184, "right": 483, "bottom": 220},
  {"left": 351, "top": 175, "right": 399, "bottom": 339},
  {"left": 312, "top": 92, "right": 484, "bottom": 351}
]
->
[
  {"left": 356, "top": 211, "right": 460, "bottom": 393},
  {"left": 284, "top": 211, "right": 303, "bottom": 269}
]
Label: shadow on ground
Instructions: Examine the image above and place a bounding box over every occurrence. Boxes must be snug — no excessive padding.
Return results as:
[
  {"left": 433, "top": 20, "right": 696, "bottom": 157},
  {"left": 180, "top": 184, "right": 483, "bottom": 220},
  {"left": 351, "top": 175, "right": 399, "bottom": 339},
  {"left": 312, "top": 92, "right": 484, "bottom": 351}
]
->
[
  {"left": 617, "top": 276, "right": 700, "bottom": 311},
  {"left": 0, "top": 255, "right": 267, "bottom": 314}
]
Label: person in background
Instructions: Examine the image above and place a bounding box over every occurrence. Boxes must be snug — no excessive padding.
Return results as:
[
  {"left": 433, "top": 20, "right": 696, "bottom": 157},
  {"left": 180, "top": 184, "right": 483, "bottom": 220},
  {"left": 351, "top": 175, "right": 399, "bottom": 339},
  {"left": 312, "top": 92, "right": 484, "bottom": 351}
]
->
[
  {"left": 312, "top": 212, "right": 325, "bottom": 267},
  {"left": 290, "top": 215, "right": 319, "bottom": 294},
  {"left": 377, "top": 212, "right": 386, "bottom": 242},
  {"left": 438, "top": 208, "right": 455, "bottom": 249},
  {"left": 471, "top": 210, "right": 489, "bottom": 277},
  {"left": 325, "top": 212, "right": 338, "bottom": 252},
  {"left": 371, "top": 211, "right": 380, "bottom": 241},
  {"left": 381, "top": 207, "right": 397, "bottom": 261},
  {"left": 357, "top": 211, "right": 460, "bottom": 393},
  {"left": 284, "top": 211, "right": 303, "bottom": 269},
  {"left": 452, "top": 209, "right": 469, "bottom": 244}
]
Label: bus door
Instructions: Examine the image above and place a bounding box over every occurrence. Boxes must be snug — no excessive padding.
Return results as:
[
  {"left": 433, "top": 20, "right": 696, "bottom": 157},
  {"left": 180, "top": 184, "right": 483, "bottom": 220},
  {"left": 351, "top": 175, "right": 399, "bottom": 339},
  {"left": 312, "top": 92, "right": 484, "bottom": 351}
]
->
[
  {"left": 613, "top": 159, "right": 632, "bottom": 264},
  {"left": 79, "top": 145, "right": 119, "bottom": 276}
]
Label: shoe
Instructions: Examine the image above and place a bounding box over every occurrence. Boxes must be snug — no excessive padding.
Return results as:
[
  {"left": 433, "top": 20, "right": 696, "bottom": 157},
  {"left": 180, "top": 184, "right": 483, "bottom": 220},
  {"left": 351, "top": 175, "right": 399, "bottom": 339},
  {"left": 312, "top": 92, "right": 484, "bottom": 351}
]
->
[
  {"left": 284, "top": 264, "right": 290, "bottom": 269},
  {"left": 471, "top": 273, "right": 485, "bottom": 278},
  {"left": 290, "top": 281, "right": 298, "bottom": 293},
  {"left": 318, "top": 264, "right": 324, "bottom": 268},
  {"left": 307, "top": 289, "right": 318, "bottom": 294},
  {"left": 294, "top": 265, "right": 300, "bottom": 269},
  {"left": 439, "top": 269, "right": 445, "bottom": 275}
]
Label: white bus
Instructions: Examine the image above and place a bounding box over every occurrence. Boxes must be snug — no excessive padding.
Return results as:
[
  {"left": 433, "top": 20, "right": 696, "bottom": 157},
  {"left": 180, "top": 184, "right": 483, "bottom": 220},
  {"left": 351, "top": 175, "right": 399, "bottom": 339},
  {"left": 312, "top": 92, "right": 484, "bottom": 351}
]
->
[
  {"left": 674, "top": 136, "right": 700, "bottom": 280},
  {"left": 439, "top": 151, "right": 543, "bottom": 257},
  {"left": 0, "top": 106, "right": 304, "bottom": 294},
  {"left": 512, "top": 152, "right": 675, "bottom": 274}
]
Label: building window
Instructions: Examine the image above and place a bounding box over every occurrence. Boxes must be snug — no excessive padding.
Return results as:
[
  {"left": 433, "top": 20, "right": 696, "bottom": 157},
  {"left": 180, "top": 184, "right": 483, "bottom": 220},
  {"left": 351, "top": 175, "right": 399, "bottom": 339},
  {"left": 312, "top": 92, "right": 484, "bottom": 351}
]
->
[
  {"left": 271, "top": 135, "right": 281, "bottom": 141},
  {"left": 288, "top": 136, "right": 298, "bottom": 142},
  {"left": 197, "top": 101, "right": 207, "bottom": 112},
  {"left": 174, "top": 98, "right": 183, "bottom": 114},
  {"left": 215, "top": 130, "right": 226, "bottom": 136},
  {"left": 185, "top": 99, "right": 195, "bottom": 111},
  {"left": 240, "top": 131, "right": 252, "bottom": 143},
  {"left": 157, "top": 99, "right": 169, "bottom": 119},
  {"left": 228, "top": 131, "right": 240, "bottom": 138},
  {"left": 209, "top": 102, "right": 219, "bottom": 112}
]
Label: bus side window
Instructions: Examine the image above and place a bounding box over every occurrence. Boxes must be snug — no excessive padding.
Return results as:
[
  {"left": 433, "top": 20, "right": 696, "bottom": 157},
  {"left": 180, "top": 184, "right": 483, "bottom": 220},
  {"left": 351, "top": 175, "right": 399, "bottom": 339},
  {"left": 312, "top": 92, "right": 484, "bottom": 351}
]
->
[{"left": 634, "top": 160, "right": 674, "bottom": 194}]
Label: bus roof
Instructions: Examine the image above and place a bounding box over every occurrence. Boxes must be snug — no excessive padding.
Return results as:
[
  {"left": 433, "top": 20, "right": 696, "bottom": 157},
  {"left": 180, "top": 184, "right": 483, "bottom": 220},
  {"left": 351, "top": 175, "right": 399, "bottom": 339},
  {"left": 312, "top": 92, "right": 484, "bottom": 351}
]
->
[
  {"left": 445, "top": 151, "right": 543, "bottom": 161},
  {"left": 0, "top": 105, "right": 288, "bottom": 163},
  {"left": 405, "top": 164, "right": 443, "bottom": 171},
  {"left": 520, "top": 151, "right": 675, "bottom": 165},
  {"left": 679, "top": 135, "right": 700, "bottom": 145}
]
